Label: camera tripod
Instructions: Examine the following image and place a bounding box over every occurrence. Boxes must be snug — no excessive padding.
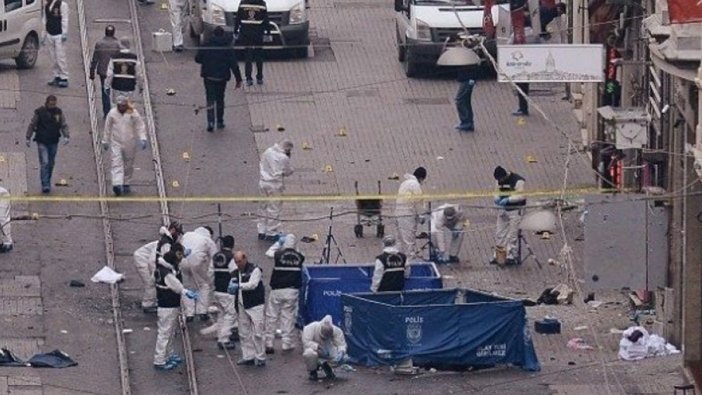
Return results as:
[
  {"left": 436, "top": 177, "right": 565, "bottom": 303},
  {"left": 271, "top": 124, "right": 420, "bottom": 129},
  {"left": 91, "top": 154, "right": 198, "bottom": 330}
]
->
[
  {"left": 516, "top": 228, "right": 542, "bottom": 268},
  {"left": 318, "top": 207, "right": 346, "bottom": 264}
]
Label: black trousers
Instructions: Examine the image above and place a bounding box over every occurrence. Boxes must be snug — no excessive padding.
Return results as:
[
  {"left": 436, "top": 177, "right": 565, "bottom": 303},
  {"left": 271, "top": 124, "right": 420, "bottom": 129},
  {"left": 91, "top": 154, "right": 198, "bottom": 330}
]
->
[
  {"left": 204, "top": 78, "right": 227, "bottom": 124},
  {"left": 516, "top": 83, "right": 529, "bottom": 113},
  {"left": 243, "top": 46, "right": 264, "bottom": 80}
]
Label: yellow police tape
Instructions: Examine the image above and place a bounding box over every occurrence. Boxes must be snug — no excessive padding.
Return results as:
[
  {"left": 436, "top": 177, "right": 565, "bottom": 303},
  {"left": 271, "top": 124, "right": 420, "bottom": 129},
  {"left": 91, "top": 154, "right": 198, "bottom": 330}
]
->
[{"left": 0, "top": 186, "right": 633, "bottom": 203}]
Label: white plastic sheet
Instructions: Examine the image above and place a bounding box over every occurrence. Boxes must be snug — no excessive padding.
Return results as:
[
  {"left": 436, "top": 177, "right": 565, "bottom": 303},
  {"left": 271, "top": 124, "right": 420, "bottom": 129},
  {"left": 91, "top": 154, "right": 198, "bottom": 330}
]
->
[
  {"left": 91, "top": 266, "right": 124, "bottom": 284},
  {"left": 618, "top": 326, "right": 680, "bottom": 361}
]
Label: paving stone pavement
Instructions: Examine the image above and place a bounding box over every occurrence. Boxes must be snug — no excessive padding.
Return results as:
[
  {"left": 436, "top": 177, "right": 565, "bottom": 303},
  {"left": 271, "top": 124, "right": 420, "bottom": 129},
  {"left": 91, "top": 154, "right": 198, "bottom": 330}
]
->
[{"left": 243, "top": 0, "right": 684, "bottom": 392}]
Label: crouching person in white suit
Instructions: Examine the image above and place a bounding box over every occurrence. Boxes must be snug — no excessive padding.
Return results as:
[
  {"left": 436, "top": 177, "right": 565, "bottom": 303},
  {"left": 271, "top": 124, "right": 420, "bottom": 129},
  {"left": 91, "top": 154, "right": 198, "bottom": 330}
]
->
[{"left": 302, "top": 315, "right": 347, "bottom": 381}]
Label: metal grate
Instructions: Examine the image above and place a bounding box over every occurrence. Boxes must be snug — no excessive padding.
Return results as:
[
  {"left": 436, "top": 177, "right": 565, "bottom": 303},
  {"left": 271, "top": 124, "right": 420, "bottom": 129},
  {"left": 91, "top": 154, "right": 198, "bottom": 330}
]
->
[
  {"left": 225, "top": 11, "right": 289, "bottom": 27},
  {"left": 431, "top": 27, "right": 483, "bottom": 43}
]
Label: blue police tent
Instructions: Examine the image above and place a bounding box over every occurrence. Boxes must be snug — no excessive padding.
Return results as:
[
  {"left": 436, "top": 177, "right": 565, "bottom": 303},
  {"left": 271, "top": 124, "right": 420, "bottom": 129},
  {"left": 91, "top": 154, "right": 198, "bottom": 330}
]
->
[
  {"left": 298, "top": 262, "right": 442, "bottom": 327},
  {"left": 341, "top": 288, "right": 540, "bottom": 371}
]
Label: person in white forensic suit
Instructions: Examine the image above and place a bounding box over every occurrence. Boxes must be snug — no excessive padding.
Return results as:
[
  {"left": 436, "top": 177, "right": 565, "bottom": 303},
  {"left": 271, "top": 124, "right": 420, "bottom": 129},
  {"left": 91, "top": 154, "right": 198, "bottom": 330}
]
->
[
  {"left": 0, "top": 187, "right": 12, "bottom": 253},
  {"left": 101, "top": 95, "right": 147, "bottom": 197},
  {"left": 302, "top": 314, "right": 347, "bottom": 381},
  {"left": 257, "top": 140, "right": 294, "bottom": 241},
  {"left": 491, "top": 166, "right": 527, "bottom": 266},
  {"left": 153, "top": 249, "right": 199, "bottom": 371},
  {"left": 210, "top": 235, "right": 238, "bottom": 350},
  {"left": 168, "top": 0, "right": 187, "bottom": 52},
  {"left": 104, "top": 37, "right": 144, "bottom": 106},
  {"left": 394, "top": 166, "right": 427, "bottom": 258},
  {"left": 43, "top": 0, "right": 70, "bottom": 87},
  {"left": 228, "top": 251, "right": 267, "bottom": 367},
  {"left": 430, "top": 204, "right": 465, "bottom": 264},
  {"left": 264, "top": 234, "right": 305, "bottom": 354},
  {"left": 181, "top": 226, "right": 218, "bottom": 322},
  {"left": 370, "top": 235, "right": 409, "bottom": 293},
  {"left": 133, "top": 240, "right": 158, "bottom": 313}
]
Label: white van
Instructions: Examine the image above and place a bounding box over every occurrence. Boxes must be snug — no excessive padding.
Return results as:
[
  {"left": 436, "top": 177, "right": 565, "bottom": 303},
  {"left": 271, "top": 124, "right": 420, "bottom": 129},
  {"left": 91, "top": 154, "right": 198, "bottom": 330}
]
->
[
  {"left": 187, "top": 0, "right": 310, "bottom": 57},
  {"left": 394, "top": 0, "right": 509, "bottom": 77},
  {"left": 0, "top": 0, "right": 42, "bottom": 68}
]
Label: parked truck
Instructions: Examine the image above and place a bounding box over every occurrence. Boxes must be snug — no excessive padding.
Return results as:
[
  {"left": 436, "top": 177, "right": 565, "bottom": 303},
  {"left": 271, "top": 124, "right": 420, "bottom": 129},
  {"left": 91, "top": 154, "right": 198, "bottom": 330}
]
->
[
  {"left": 394, "top": 0, "right": 510, "bottom": 77},
  {"left": 187, "top": 0, "right": 310, "bottom": 57}
]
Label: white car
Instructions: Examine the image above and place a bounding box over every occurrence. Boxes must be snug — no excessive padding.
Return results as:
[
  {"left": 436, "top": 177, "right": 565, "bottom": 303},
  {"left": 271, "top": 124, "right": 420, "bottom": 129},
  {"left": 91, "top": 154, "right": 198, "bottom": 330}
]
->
[
  {"left": 187, "top": 0, "right": 310, "bottom": 57},
  {"left": 0, "top": 0, "right": 42, "bottom": 68},
  {"left": 394, "top": 0, "right": 509, "bottom": 77}
]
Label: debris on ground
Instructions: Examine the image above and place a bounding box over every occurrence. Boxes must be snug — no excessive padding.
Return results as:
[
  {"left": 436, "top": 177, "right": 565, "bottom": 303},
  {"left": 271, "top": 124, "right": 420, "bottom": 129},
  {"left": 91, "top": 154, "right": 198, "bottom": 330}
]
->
[
  {"left": 567, "top": 338, "right": 594, "bottom": 350},
  {"left": 69, "top": 280, "right": 85, "bottom": 287},
  {"left": 618, "top": 326, "right": 680, "bottom": 361},
  {"left": 91, "top": 266, "right": 124, "bottom": 284},
  {"left": 535, "top": 317, "right": 561, "bottom": 334},
  {"left": 28, "top": 349, "right": 78, "bottom": 368},
  {"left": 536, "top": 283, "right": 573, "bottom": 305}
]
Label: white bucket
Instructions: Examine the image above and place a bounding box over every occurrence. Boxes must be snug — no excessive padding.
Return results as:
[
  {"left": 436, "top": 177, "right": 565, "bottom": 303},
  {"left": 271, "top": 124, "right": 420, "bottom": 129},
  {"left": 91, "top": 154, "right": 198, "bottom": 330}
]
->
[{"left": 152, "top": 29, "right": 173, "bottom": 52}]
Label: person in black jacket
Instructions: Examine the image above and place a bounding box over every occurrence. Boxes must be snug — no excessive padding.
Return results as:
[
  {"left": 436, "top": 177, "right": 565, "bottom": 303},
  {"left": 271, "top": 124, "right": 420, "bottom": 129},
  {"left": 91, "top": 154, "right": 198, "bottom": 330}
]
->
[
  {"left": 25, "top": 95, "right": 70, "bottom": 194},
  {"left": 234, "top": 0, "right": 270, "bottom": 86},
  {"left": 195, "top": 26, "right": 243, "bottom": 132}
]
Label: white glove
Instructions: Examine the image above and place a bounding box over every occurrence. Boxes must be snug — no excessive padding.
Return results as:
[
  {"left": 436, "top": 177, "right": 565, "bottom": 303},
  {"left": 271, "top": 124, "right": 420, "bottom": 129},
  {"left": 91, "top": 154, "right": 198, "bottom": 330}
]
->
[
  {"left": 61, "top": 33, "right": 67, "bottom": 42},
  {"left": 139, "top": 139, "right": 147, "bottom": 150},
  {"left": 62, "top": 137, "right": 69, "bottom": 146},
  {"left": 25, "top": 139, "right": 31, "bottom": 148}
]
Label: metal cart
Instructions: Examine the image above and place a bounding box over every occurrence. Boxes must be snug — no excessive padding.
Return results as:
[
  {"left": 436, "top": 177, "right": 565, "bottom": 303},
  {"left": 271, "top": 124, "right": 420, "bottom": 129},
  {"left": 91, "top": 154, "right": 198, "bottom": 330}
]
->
[{"left": 353, "top": 180, "right": 384, "bottom": 238}]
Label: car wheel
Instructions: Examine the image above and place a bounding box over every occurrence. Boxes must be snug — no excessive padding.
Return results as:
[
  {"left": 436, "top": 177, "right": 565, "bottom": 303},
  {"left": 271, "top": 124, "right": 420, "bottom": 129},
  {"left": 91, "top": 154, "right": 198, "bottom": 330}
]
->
[
  {"left": 403, "top": 49, "right": 419, "bottom": 78},
  {"left": 397, "top": 34, "right": 406, "bottom": 62},
  {"left": 15, "top": 33, "right": 39, "bottom": 69},
  {"left": 397, "top": 41, "right": 406, "bottom": 62}
]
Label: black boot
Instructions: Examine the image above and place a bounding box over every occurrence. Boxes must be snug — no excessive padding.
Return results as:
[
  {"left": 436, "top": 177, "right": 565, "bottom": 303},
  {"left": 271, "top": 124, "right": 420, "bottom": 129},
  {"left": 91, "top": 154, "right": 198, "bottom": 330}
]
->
[
  {"left": 112, "top": 186, "right": 122, "bottom": 196},
  {"left": 320, "top": 362, "right": 336, "bottom": 379},
  {"left": 308, "top": 369, "right": 318, "bottom": 381}
]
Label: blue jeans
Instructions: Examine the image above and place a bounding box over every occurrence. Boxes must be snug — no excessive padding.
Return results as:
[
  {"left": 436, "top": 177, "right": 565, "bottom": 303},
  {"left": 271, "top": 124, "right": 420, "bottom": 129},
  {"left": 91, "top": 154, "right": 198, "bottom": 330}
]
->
[
  {"left": 99, "top": 75, "right": 111, "bottom": 118},
  {"left": 37, "top": 143, "right": 58, "bottom": 190},
  {"left": 455, "top": 80, "right": 474, "bottom": 128}
]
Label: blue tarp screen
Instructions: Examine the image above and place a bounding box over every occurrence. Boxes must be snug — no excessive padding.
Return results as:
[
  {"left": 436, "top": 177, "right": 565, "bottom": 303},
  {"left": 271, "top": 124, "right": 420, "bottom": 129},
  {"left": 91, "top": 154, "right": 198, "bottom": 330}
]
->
[
  {"left": 299, "top": 263, "right": 442, "bottom": 327},
  {"left": 341, "top": 289, "right": 540, "bottom": 371}
]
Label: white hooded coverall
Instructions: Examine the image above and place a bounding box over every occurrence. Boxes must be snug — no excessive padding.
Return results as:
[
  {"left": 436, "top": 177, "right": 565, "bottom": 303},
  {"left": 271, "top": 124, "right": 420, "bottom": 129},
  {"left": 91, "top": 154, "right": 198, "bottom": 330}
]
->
[
  {"left": 102, "top": 105, "right": 146, "bottom": 188},
  {"left": 181, "top": 227, "right": 217, "bottom": 317},
  {"left": 0, "top": 187, "right": 12, "bottom": 249},
  {"left": 212, "top": 250, "right": 238, "bottom": 344},
  {"left": 43, "top": 0, "right": 69, "bottom": 80},
  {"left": 264, "top": 235, "right": 303, "bottom": 350},
  {"left": 105, "top": 49, "right": 144, "bottom": 104},
  {"left": 494, "top": 179, "right": 526, "bottom": 260},
  {"left": 394, "top": 174, "right": 424, "bottom": 257},
  {"left": 133, "top": 241, "right": 158, "bottom": 309},
  {"left": 302, "top": 315, "right": 347, "bottom": 371},
  {"left": 236, "top": 265, "right": 266, "bottom": 362},
  {"left": 153, "top": 257, "right": 187, "bottom": 366},
  {"left": 258, "top": 143, "right": 293, "bottom": 236},
  {"left": 430, "top": 204, "right": 465, "bottom": 259},
  {"left": 370, "top": 245, "right": 410, "bottom": 293},
  {"left": 169, "top": 0, "right": 187, "bottom": 47}
]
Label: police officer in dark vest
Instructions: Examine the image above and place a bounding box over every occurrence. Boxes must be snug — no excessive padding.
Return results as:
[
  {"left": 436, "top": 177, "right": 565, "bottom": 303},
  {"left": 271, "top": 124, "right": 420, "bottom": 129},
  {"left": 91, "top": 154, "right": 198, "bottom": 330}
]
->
[
  {"left": 265, "top": 234, "right": 305, "bottom": 354},
  {"left": 371, "top": 235, "right": 410, "bottom": 292},
  {"left": 491, "top": 166, "right": 526, "bottom": 265},
  {"left": 228, "top": 251, "right": 267, "bottom": 366},
  {"left": 152, "top": 248, "right": 199, "bottom": 371},
  {"left": 25, "top": 95, "right": 70, "bottom": 194},
  {"left": 155, "top": 221, "right": 184, "bottom": 267},
  {"left": 212, "top": 235, "right": 238, "bottom": 349},
  {"left": 105, "top": 37, "right": 143, "bottom": 105},
  {"left": 234, "top": 0, "right": 270, "bottom": 86}
]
